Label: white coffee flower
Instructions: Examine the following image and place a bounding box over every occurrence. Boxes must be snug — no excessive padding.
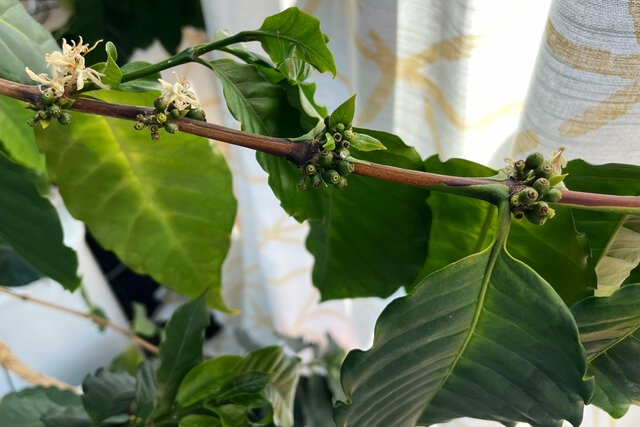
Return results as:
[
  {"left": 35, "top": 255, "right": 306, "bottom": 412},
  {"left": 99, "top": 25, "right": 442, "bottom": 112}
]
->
[
  {"left": 158, "top": 72, "right": 200, "bottom": 111},
  {"left": 549, "top": 147, "right": 567, "bottom": 176}
]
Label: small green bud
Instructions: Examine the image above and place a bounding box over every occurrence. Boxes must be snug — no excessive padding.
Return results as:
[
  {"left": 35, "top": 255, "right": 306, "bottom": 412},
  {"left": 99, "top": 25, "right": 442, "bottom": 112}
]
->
[
  {"left": 343, "top": 129, "right": 354, "bottom": 140},
  {"left": 323, "top": 169, "right": 340, "bottom": 185},
  {"left": 342, "top": 140, "right": 350, "bottom": 149},
  {"left": 149, "top": 124, "right": 159, "bottom": 133},
  {"left": 526, "top": 210, "right": 547, "bottom": 225},
  {"left": 535, "top": 161, "right": 553, "bottom": 179},
  {"left": 151, "top": 132, "right": 160, "bottom": 141},
  {"left": 339, "top": 148, "right": 350, "bottom": 159},
  {"left": 335, "top": 176, "right": 348, "bottom": 189},
  {"left": 154, "top": 97, "right": 168, "bottom": 112},
  {"left": 156, "top": 113, "right": 167, "bottom": 124},
  {"left": 134, "top": 121, "right": 146, "bottom": 130},
  {"left": 525, "top": 152, "right": 544, "bottom": 170},
  {"left": 532, "top": 201, "right": 549, "bottom": 217},
  {"left": 514, "top": 160, "right": 526, "bottom": 172},
  {"left": 333, "top": 132, "right": 343, "bottom": 142},
  {"left": 48, "top": 105, "right": 61, "bottom": 118},
  {"left": 533, "top": 178, "right": 550, "bottom": 198},
  {"left": 25, "top": 102, "right": 38, "bottom": 110},
  {"left": 510, "top": 194, "right": 521, "bottom": 207},
  {"left": 318, "top": 150, "right": 333, "bottom": 168},
  {"left": 36, "top": 110, "right": 48, "bottom": 120},
  {"left": 168, "top": 109, "right": 181, "bottom": 120},
  {"left": 58, "top": 111, "right": 72, "bottom": 125},
  {"left": 546, "top": 207, "right": 556, "bottom": 219},
  {"left": 26, "top": 119, "right": 37, "bottom": 127},
  {"left": 165, "top": 122, "right": 179, "bottom": 134},
  {"left": 311, "top": 174, "right": 322, "bottom": 188},
  {"left": 518, "top": 187, "right": 539, "bottom": 205},
  {"left": 336, "top": 123, "right": 345, "bottom": 133},
  {"left": 41, "top": 90, "right": 55, "bottom": 105},
  {"left": 187, "top": 108, "right": 206, "bottom": 121},
  {"left": 512, "top": 209, "right": 525, "bottom": 220},
  {"left": 335, "top": 160, "right": 354, "bottom": 176},
  {"left": 305, "top": 164, "right": 317, "bottom": 176},
  {"left": 545, "top": 188, "right": 563, "bottom": 202}
]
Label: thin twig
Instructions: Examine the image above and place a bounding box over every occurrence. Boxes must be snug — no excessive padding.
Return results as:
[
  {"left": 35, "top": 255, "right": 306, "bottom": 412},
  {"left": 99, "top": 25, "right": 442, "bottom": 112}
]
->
[
  {"left": 0, "top": 286, "right": 158, "bottom": 354},
  {"left": 1, "top": 77, "right": 639, "bottom": 212}
]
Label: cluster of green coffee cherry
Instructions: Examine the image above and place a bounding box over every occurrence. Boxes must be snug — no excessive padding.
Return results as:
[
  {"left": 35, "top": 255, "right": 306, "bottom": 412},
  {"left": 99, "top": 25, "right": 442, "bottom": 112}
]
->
[
  {"left": 25, "top": 90, "right": 73, "bottom": 128},
  {"left": 133, "top": 98, "right": 206, "bottom": 140},
  {"left": 298, "top": 118, "right": 355, "bottom": 190},
  {"left": 509, "top": 152, "right": 563, "bottom": 225}
]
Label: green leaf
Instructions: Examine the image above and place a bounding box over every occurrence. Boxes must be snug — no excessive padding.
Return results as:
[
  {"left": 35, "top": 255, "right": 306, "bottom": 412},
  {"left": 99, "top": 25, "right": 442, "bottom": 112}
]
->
[
  {"left": 571, "top": 284, "right": 640, "bottom": 418},
  {"left": 119, "top": 61, "right": 162, "bottom": 92},
  {"left": 35, "top": 90, "right": 236, "bottom": 310},
  {"left": 135, "top": 359, "right": 158, "bottom": 420},
  {"left": 253, "top": 7, "right": 336, "bottom": 79},
  {"left": 132, "top": 302, "right": 159, "bottom": 337},
  {"left": 41, "top": 406, "right": 92, "bottom": 427},
  {"left": 101, "top": 41, "right": 122, "bottom": 88},
  {"left": 416, "top": 155, "right": 595, "bottom": 305},
  {"left": 215, "top": 29, "right": 274, "bottom": 69},
  {"left": 564, "top": 160, "right": 640, "bottom": 296},
  {"left": 549, "top": 173, "right": 568, "bottom": 186},
  {"left": 0, "top": 387, "right": 83, "bottom": 427},
  {"left": 178, "top": 355, "right": 245, "bottom": 407},
  {"left": 0, "top": 0, "right": 59, "bottom": 83},
  {"left": 322, "top": 132, "right": 335, "bottom": 150},
  {"left": 335, "top": 209, "right": 593, "bottom": 426},
  {"left": 152, "top": 294, "right": 210, "bottom": 419},
  {"left": 348, "top": 132, "right": 386, "bottom": 152},
  {"left": 307, "top": 129, "right": 430, "bottom": 300},
  {"left": 179, "top": 415, "right": 223, "bottom": 427},
  {"left": 0, "top": 246, "right": 39, "bottom": 286},
  {"left": 213, "top": 404, "right": 251, "bottom": 427},
  {"left": 82, "top": 369, "right": 135, "bottom": 424},
  {"left": 295, "top": 375, "right": 335, "bottom": 427},
  {"left": 328, "top": 95, "right": 356, "bottom": 131},
  {"left": 0, "top": 154, "right": 79, "bottom": 290},
  {"left": 109, "top": 342, "right": 144, "bottom": 376},
  {"left": 0, "top": 94, "right": 45, "bottom": 172}
]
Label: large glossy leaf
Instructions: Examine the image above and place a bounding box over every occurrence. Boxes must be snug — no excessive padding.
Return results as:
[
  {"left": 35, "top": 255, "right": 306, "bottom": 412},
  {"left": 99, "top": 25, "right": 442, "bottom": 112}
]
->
[
  {"left": 251, "top": 7, "right": 336, "bottom": 79},
  {"left": 135, "top": 359, "right": 159, "bottom": 420},
  {"left": 35, "top": 90, "right": 236, "bottom": 310},
  {"left": 0, "top": 245, "right": 40, "bottom": 286},
  {"left": 0, "top": 387, "right": 84, "bottom": 427},
  {"left": 571, "top": 284, "right": 640, "bottom": 418},
  {"left": 564, "top": 160, "right": 640, "bottom": 296},
  {"left": 0, "top": 154, "right": 79, "bottom": 289},
  {"left": 0, "top": 0, "right": 59, "bottom": 84},
  {"left": 307, "top": 129, "right": 431, "bottom": 300},
  {"left": 417, "top": 156, "right": 595, "bottom": 305},
  {"left": 335, "top": 210, "right": 593, "bottom": 426},
  {"left": 81, "top": 369, "right": 135, "bottom": 424},
  {"left": 0, "top": 94, "right": 45, "bottom": 172},
  {"left": 152, "top": 294, "right": 210, "bottom": 419}
]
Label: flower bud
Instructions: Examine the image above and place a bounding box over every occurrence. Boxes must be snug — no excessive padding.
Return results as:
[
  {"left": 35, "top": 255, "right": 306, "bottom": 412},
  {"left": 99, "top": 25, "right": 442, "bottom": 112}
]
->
[
  {"left": 48, "top": 105, "right": 61, "bottom": 118},
  {"left": 532, "top": 201, "right": 549, "bottom": 217},
  {"left": 323, "top": 169, "right": 340, "bottom": 185},
  {"left": 134, "top": 121, "right": 146, "bottom": 130},
  {"left": 41, "top": 90, "right": 55, "bottom": 105},
  {"left": 333, "top": 132, "right": 343, "bottom": 142},
  {"left": 510, "top": 194, "right": 521, "bottom": 207},
  {"left": 335, "top": 176, "right": 348, "bottom": 189},
  {"left": 150, "top": 124, "right": 159, "bottom": 133},
  {"left": 535, "top": 161, "right": 553, "bottom": 179},
  {"left": 151, "top": 132, "right": 160, "bottom": 141},
  {"left": 305, "top": 164, "right": 317, "bottom": 176},
  {"left": 165, "top": 122, "right": 179, "bottom": 134},
  {"left": 343, "top": 129, "right": 354, "bottom": 140},
  {"left": 526, "top": 210, "right": 547, "bottom": 225},
  {"left": 187, "top": 108, "right": 206, "bottom": 121},
  {"left": 58, "top": 111, "right": 72, "bottom": 125},
  {"left": 335, "top": 160, "right": 354, "bottom": 176},
  {"left": 36, "top": 110, "right": 48, "bottom": 120},
  {"left": 318, "top": 150, "right": 333, "bottom": 168},
  {"left": 154, "top": 97, "right": 168, "bottom": 112},
  {"left": 533, "top": 178, "right": 550, "bottom": 198},
  {"left": 545, "top": 188, "right": 562, "bottom": 202},
  {"left": 156, "top": 113, "right": 167, "bottom": 124},
  {"left": 336, "top": 123, "right": 345, "bottom": 133},
  {"left": 514, "top": 160, "right": 526, "bottom": 172},
  {"left": 518, "top": 188, "right": 538, "bottom": 205},
  {"left": 342, "top": 141, "right": 350, "bottom": 149},
  {"left": 525, "top": 152, "right": 544, "bottom": 170}
]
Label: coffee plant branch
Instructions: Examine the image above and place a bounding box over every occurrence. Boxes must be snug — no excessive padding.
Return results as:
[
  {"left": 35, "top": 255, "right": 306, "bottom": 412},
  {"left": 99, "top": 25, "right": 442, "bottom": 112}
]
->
[{"left": 1, "top": 77, "right": 639, "bottom": 213}]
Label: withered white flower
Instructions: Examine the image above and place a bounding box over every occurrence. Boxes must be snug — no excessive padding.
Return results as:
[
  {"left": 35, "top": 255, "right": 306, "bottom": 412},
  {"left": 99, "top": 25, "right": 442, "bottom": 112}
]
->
[
  {"left": 503, "top": 157, "right": 516, "bottom": 177},
  {"left": 549, "top": 147, "right": 567, "bottom": 176},
  {"left": 25, "top": 37, "right": 110, "bottom": 95},
  {"left": 158, "top": 72, "right": 200, "bottom": 111}
]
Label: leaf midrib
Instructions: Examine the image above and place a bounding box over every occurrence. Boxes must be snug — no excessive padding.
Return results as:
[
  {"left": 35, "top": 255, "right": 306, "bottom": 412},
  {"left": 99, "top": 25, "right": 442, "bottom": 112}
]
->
[
  {"left": 587, "top": 322, "right": 640, "bottom": 363},
  {"left": 247, "top": 30, "right": 334, "bottom": 72}
]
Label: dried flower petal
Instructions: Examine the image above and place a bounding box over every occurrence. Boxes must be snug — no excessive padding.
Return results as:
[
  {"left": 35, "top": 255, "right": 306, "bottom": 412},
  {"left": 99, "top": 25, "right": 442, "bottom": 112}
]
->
[{"left": 158, "top": 72, "right": 200, "bottom": 111}]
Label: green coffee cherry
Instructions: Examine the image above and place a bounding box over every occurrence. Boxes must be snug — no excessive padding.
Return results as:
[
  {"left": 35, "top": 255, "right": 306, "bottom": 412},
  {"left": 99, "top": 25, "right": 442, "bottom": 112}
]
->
[
  {"left": 335, "top": 160, "right": 354, "bottom": 176},
  {"left": 323, "top": 169, "right": 340, "bottom": 185},
  {"left": 518, "top": 188, "right": 539, "bottom": 206},
  {"left": 526, "top": 210, "right": 547, "bottom": 225},
  {"left": 58, "top": 111, "right": 72, "bottom": 125},
  {"left": 134, "top": 121, "right": 146, "bottom": 130},
  {"left": 318, "top": 150, "right": 333, "bottom": 168},
  {"left": 41, "top": 90, "right": 55, "bottom": 105},
  {"left": 154, "top": 97, "right": 168, "bottom": 112},
  {"left": 514, "top": 160, "right": 526, "bottom": 172},
  {"left": 156, "top": 113, "right": 167, "bottom": 124},
  {"left": 36, "top": 110, "right": 48, "bottom": 120},
  {"left": 512, "top": 209, "right": 525, "bottom": 220},
  {"left": 535, "top": 161, "right": 553, "bottom": 179},
  {"left": 510, "top": 194, "right": 521, "bottom": 207},
  {"left": 342, "top": 140, "right": 350, "bottom": 149},
  {"left": 151, "top": 132, "right": 160, "bottom": 141},
  {"left": 168, "top": 109, "right": 181, "bottom": 120},
  {"left": 48, "top": 105, "right": 61, "bottom": 118},
  {"left": 333, "top": 132, "right": 343, "bottom": 142},
  {"left": 311, "top": 174, "right": 322, "bottom": 188},
  {"left": 150, "top": 124, "right": 159, "bottom": 133},
  {"left": 533, "top": 178, "right": 550, "bottom": 198},
  {"left": 344, "top": 129, "right": 354, "bottom": 140},
  {"left": 532, "top": 201, "right": 549, "bottom": 217},
  {"left": 187, "top": 108, "right": 206, "bottom": 121},
  {"left": 545, "top": 188, "right": 562, "bottom": 202},
  {"left": 335, "top": 176, "right": 348, "bottom": 189},
  {"left": 336, "top": 123, "right": 345, "bottom": 133},
  {"left": 165, "top": 122, "right": 179, "bottom": 134},
  {"left": 305, "top": 164, "right": 317, "bottom": 176},
  {"left": 525, "top": 152, "right": 544, "bottom": 170}
]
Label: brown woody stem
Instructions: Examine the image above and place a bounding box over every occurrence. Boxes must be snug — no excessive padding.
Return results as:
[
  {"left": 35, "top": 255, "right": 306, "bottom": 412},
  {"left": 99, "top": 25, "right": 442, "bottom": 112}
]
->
[{"left": 1, "top": 77, "right": 639, "bottom": 212}]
